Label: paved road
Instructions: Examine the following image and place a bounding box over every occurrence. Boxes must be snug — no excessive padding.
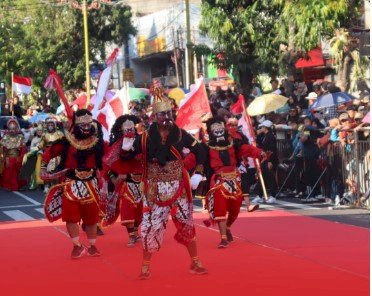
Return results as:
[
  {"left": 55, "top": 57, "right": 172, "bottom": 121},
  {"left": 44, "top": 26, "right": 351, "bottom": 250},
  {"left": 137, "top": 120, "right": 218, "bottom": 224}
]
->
[{"left": 0, "top": 189, "right": 369, "bottom": 228}]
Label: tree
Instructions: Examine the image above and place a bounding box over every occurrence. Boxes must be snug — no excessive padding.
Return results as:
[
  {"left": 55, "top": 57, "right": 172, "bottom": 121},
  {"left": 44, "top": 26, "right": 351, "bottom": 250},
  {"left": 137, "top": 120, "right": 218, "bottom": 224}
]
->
[
  {"left": 330, "top": 29, "right": 369, "bottom": 92},
  {"left": 199, "top": 0, "right": 365, "bottom": 85},
  {"left": 272, "top": 0, "right": 364, "bottom": 77},
  {"left": 198, "top": 0, "right": 281, "bottom": 90},
  {"left": 0, "top": 0, "right": 136, "bottom": 93}
]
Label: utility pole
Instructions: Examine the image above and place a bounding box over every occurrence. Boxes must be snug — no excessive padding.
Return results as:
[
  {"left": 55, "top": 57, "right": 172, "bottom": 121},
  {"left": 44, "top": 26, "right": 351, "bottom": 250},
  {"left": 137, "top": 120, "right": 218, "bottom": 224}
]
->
[
  {"left": 184, "top": 0, "right": 193, "bottom": 88},
  {"left": 172, "top": 27, "right": 180, "bottom": 87}
]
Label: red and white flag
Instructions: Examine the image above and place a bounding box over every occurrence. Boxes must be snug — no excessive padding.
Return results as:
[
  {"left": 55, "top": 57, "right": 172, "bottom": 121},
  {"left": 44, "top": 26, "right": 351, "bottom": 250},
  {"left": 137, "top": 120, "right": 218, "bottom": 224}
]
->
[
  {"left": 13, "top": 75, "right": 32, "bottom": 95},
  {"left": 176, "top": 78, "right": 211, "bottom": 133},
  {"left": 44, "top": 69, "right": 73, "bottom": 122},
  {"left": 230, "top": 94, "right": 245, "bottom": 115},
  {"left": 92, "top": 48, "right": 119, "bottom": 116}
]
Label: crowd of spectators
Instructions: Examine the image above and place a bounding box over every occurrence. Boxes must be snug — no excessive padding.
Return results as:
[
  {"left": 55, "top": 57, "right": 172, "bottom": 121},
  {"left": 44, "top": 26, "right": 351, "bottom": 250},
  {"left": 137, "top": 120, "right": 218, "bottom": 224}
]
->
[
  {"left": 0, "top": 76, "right": 370, "bottom": 207},
  {"left": 205, "top": 77, "right": 370, "bottom": 206}
]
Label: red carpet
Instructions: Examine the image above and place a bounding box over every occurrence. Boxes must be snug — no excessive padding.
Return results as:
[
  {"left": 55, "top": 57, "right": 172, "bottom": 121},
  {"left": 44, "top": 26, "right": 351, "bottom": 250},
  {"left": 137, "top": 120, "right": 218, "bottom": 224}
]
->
[{"left": 0, "top": 210, "right": 369, "bottom": 296}]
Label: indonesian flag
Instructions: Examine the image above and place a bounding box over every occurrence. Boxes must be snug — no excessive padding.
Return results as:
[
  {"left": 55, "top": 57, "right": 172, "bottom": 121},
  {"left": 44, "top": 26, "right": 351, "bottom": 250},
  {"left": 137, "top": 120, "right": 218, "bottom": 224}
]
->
[
  {"left": 230, "top": 94, "right": 245, "bottom": 115},
  {"left": 95, "top": 88, "right": 128, "bottom": 141},
  {"left": 13, "top": 75, "right": 32, "bottom": 95},
  {"left": 44, "top": 69, "right": 73, "bottom": 122},
  {"left": 92, "top": 48, "right": 119, "bottom": 116},
  {"left": 176, "top": 78, "right": 211, "bottom": 133}
]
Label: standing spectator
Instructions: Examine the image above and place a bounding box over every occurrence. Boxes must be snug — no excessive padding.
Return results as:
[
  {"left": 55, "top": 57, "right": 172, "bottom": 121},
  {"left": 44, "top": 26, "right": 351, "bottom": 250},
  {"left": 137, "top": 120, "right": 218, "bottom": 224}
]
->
[
  {"left": 270, "top": 79, "right": 282, "bottom": 95},
  {"left": 305, "top": 92, "right": 318, "bottom": 107},
  {"left": 294, "top": 81, "right": 308, "bottom": 109},
  {"left": 252, "top": 120, "right": 278, "bottom": 204},
  {"left": 299, "top": 128, "right": 321, "bottom": 201}
]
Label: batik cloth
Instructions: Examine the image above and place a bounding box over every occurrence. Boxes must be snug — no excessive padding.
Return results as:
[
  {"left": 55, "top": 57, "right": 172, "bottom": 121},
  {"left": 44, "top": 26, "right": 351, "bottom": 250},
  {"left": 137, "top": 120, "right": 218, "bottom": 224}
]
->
[
  {"left": 141, "top": 160, "right": 195, "bottom": 253},
  {"left": 206, "top": 169, "right": 243, "bottom": 226},
  {"left": 120, "top": 174, "right": 143, "bottom": 227}
]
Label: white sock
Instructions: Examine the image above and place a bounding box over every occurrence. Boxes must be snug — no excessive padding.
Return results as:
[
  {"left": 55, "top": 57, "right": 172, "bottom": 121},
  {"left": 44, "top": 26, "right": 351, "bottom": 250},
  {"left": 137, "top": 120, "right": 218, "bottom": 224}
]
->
[
  {"left": 88, "top": 239, "right": 96, "bottom": 246},
  {"left": 71, "top": 237, "right": 81, "bottom": 246}
]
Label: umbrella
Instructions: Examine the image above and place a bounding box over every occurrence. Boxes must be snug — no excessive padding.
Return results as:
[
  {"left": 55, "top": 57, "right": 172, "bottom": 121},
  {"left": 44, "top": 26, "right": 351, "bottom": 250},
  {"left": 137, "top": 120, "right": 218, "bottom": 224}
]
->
[
  {"left": 29, "top": 112, "right": 49, "bottom": 123},
  {"left": 247, "top": 94, "right": 288, "bottom": 116},
  {"left": 310, "top": 92, "right": 352, "bottom": 109},
  {"left": 168, "top": 87, "right": 185, "bottom": 105},
  {"left": 362, "top": 111, "right": 370, "bottom": 124},
  {"left": 128, "top": 88, "right": 149, "bottom": 102}
]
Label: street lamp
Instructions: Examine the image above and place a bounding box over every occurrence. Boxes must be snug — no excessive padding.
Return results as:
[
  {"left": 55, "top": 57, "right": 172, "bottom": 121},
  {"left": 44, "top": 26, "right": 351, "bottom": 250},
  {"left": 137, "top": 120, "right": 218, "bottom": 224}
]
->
[{"left": 56, "top": 0, "right": 115, "bottom": 107}]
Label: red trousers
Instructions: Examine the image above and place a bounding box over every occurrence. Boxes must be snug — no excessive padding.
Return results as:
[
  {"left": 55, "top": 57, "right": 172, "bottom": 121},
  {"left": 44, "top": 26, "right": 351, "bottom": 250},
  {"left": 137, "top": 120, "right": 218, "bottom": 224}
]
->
[
  {"left": 0, "top": 157, "right": 23, "bottom": 191},
  {"left": 120, "top": 196, "right": 143, "bottom": 227},
  {"left": 62, "top": 196, "right": 99, "bottom": 225}
]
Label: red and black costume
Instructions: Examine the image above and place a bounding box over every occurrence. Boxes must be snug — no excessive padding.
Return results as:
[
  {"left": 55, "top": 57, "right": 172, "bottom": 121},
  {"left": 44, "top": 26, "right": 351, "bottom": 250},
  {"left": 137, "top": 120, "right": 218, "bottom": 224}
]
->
[
  {"left": 104, "top": 115, "right": 144, "bottom": 247},
  {"left": 119, "top": 86, "right": 207, "bottom": 278},
  {"left": 42, "top": 109, "right": 105, "bottom": 259},
  {"left": 204, "top": 117, "right": 264, "bottom": 247}
]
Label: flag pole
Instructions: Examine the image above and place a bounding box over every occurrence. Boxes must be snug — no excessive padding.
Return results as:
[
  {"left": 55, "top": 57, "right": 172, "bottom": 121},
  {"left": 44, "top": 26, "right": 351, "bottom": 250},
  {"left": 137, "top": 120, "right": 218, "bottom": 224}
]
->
[
  {"left": 82, "top": 0, "right": 91, "bottom": 108},
  {"left": 11, "top": 72, "right": 14, "bottom": 117},
  {"left": 242, "top": 99, "right": 268, "bottom": 201}
]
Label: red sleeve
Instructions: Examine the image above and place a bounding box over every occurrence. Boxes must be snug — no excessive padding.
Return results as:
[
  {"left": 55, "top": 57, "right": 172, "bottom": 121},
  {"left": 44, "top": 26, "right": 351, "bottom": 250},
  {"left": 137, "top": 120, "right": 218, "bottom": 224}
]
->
[
  {"left": 183, "top": 153, "right": 196, "bottom": 171},
  {"left": 42, "top": 142, "right": 64, "bottom": 163},
  {"left": 237, "top": 144, "right": 262, "bottom": 159}
]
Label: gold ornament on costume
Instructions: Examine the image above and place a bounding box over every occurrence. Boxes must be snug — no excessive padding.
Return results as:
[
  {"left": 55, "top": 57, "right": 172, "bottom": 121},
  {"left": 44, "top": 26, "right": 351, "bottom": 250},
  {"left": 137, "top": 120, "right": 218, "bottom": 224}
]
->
[
  {"left": 65, "top": 131, "right": 98, "bottom": 150},
  {"left": 75, "top": 114, "right": 93, "bottom": 125},
  {"left": 152, "top": 87, "right": 172, "bottom": 114}
]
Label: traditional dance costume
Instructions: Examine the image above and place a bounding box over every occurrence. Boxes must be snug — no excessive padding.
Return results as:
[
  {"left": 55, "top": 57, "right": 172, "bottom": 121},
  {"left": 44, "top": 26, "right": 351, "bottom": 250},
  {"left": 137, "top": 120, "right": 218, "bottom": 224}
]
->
[
  {"left": 42, "top": 110, "right": 104, "bottom": 259},
  {"left": 204, "top": 117, "right": 264, "bottom": 247},
  {"left": 0, "top": 118, "right": 26, "bottom": 191},
  {"left": 120, "top": 86, "right": 207, "bottom": 278}
]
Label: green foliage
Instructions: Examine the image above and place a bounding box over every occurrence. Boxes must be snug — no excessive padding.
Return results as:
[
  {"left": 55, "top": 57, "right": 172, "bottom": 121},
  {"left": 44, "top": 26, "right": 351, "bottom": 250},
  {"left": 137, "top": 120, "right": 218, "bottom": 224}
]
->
[
  {"left": 0, "top": 0, "right": 136, "bottom": 90},
  {"left": 198, "top": 0, "right": 281, "bottom": 81},
  {"left": 199, "top": 0, "right": 364, "bottom": 82},
  {"left": 330, "top": 29, "right": 369, "bottom": 92},
  {"left": 271, "top": 0, "right": 362, "bottom": 51}
]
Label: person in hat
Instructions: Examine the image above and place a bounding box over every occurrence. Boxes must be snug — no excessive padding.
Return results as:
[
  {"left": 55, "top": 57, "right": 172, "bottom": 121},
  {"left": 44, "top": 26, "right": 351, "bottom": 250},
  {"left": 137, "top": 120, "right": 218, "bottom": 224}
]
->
[
  {"left": 0, "top": 118, "right": 26, "bottom": 191},
  {"left": 305, "top": 92, "right": 318, "bottom": 107},
  {"left": 119, "top": 86, "right": 208, "bottom": 279},
  {"left": 252, "top": 120, "right": 278, "bottom": 204},
  {"left": 226, "top": 117, "right": 260, "bottom": 213},
  {"left": 35, "top": 117, "right": 65, "bottom": 193},
  {"left": 41, "top": 109, "right": 105, "bottom": 259},
  {"left": 202, "top": 116, "right": 265, "bottom": 248},
  {"left": 26, "top": 124, "right": 44, "bottom": 190},
  {"left": 299, "top": 127, "right": 321, "bottom": 201}
]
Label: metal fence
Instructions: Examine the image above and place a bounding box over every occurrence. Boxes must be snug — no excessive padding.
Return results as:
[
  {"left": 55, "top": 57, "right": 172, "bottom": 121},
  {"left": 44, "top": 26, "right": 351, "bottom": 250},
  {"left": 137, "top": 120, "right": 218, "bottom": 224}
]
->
[{"left": 275, "top": 128, "right": 370, "bottom": 208}]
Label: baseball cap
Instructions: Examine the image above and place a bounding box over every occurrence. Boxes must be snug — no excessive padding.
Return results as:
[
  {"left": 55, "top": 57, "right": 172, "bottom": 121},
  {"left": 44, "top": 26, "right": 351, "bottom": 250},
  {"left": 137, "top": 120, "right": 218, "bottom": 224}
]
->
[
  {"left": 258, "top": 120, "right": 273, "bottom": 128},
  {"left": 305, "top": 92, "right": 317, "bottom": 100}
]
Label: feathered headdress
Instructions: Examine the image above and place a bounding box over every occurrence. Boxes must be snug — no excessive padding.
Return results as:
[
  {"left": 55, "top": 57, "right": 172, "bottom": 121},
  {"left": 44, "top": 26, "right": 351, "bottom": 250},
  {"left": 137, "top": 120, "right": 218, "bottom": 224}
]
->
[{"left": 150, "top": 82, "right": 172, "bottom": 114}]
